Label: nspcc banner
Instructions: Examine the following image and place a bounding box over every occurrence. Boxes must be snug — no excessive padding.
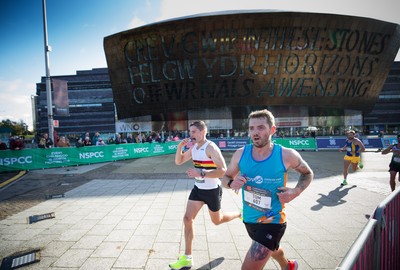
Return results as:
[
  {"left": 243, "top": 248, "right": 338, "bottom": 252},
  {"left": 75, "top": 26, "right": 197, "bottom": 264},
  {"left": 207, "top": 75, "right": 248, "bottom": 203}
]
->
[
  {"left": 272, "top": 138, "right": 316, "bottom": 150},
  {"left": 0, "top": 142, "right": 179, "bottom": 172},
  {"left": 1, "top": 138, "right": 319, "bottom": 172}
]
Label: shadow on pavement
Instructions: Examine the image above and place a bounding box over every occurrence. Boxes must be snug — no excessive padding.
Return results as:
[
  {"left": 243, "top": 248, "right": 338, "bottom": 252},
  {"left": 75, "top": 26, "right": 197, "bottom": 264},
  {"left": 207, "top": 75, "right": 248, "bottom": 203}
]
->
[{"left": 311, "top": 185, "right": 357, "bottom": 211}]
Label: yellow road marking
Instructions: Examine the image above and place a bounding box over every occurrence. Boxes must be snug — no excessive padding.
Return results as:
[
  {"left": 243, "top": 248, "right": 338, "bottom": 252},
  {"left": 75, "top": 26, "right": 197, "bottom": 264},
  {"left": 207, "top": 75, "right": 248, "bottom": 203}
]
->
[{"left": 0, "top": 171, "right": 27, "bottom": 189}]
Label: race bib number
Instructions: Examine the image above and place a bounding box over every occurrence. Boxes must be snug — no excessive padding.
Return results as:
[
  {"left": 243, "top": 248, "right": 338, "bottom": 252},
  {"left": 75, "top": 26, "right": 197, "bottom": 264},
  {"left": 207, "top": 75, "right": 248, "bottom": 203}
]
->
[
  {"left": 243, "top": 185, "right": 271, "bottom": 211},
  {"left": 195, "top": 177, "right": 205, "bottom": 183},
  {"left": 346, "top": 147, "right": 352, "bottom": 152}
]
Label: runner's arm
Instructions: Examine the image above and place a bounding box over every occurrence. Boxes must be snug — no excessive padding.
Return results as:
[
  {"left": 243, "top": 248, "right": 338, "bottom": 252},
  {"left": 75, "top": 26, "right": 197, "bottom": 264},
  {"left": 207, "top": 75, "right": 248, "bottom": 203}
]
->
[
  {"left": 356, "top": 139, "right": 366, "bottom": 153},
  {"left": 204, "top": 143, "right": 227, "bottom": 178},
  {"left": 339, "top": 144, "right": 346, "bottom": 152},
  {"left": 381, "top": 144, "right": 393, "bottom": 155},
  {"left": 221, "top": 148, "right": 245, "bottom": 189},
  {"left": 175, "top": 139, "right": 192, "bottom": 165},
  {"left": 278, "top": 148, "right": 313, "bottom": 203}
]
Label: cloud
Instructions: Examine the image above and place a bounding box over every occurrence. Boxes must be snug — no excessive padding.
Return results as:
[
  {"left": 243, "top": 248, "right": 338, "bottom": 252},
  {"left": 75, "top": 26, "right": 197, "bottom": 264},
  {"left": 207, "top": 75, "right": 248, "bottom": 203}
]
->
[
  {"left": 128, "top": 16, "right": 146, "bottom": 29},
  {"left": 0, "top": 79, "right": 34, "bottom": 129}
]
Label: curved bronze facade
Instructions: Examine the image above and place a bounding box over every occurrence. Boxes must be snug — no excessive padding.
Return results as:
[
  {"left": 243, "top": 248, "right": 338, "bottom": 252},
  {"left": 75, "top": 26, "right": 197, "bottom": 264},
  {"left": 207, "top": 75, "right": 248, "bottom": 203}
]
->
[{"left": 104, "top": 11, "right": 400, "bottom": 120}]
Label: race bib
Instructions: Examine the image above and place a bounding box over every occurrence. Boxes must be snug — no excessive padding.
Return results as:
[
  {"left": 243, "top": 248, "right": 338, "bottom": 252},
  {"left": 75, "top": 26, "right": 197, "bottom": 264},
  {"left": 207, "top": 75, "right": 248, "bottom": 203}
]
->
[
  {"left": 243, "top": 185, "right": 271, "bottom": 211},
  {"left": 195, "top": 177, "right": 205, "bottom": 183}
]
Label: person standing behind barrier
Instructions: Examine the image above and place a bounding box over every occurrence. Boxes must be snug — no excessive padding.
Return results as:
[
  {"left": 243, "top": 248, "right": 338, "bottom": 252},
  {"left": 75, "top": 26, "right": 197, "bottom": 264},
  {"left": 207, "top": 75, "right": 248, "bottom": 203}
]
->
[
  {"left": 0, "top": 139, "right": 7, "bottom": 150},
  {"left": 75, "top": 138, "right": 84, "bottom": 148},
  {"left": 38, "top": 137, "right": 47, "bottom": 148},
  {"left": 127, "top": 133, "right": 135, "bottom": 143},
  {"left": 91, "top": 132, "right": 101, "bottom": 145},
  {"left": 57, "top": 136, "right": 70, "bottom": 147},
  {"left": 339, "top": 130, "right": 365, "bottom": 186},
  {"left": 83, "top": 136, "right": 92, "bottom": 146},
  {"left": 115, "top": 133, "right": 122, "bottom": 144},
  {"left": 381, "top": 134, "right": 400, "bottom": 191},
  {"left": 107, "top": 136, "right": 115, "bottom": 144},
  {"left": 96, "top": 138, "right": 106, "bottom": 146},
  {"left": 136, "top": 132, "right": 142, "bottom": 143},
  {"left": 10, "top": 136, "right": 24, "bottom": 150},
  {"left": 221, "top": 109, "right": 313, "bottom": 270},
  {"left": 43, "top": 133, "right": 53, "bottom": 148},
  {"left": 169, "top": 120, "right": 241, "bottom": 270},
  {"left": 81, "top": 132, "right": 90, "bottom": 141}
]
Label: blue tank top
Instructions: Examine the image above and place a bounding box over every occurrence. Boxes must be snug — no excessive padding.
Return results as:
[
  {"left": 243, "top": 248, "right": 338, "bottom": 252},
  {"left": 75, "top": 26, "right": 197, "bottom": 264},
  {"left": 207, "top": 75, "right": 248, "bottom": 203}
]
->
[
  {"left": 238, "top": 144, "right": 287, "bottom": 224},
  {"left": 345, "top": 140, "right": 360, "bottom": 157}
]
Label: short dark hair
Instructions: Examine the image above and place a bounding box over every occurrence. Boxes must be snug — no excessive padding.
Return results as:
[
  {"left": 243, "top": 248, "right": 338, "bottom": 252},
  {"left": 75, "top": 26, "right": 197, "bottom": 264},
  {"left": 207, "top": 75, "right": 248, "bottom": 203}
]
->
[
  {"left": 190, "top": 120, "right": 207, "bottom": 131},
  {"left": 248, "top": 109, "right": 275, "bottom": 128}
]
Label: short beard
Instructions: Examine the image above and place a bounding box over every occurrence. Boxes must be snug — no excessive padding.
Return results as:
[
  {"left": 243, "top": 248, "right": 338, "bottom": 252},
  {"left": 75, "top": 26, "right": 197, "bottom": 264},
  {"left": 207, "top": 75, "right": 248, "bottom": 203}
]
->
[{"left": 253, "top": 139, "right": 269, "bottom": 148}]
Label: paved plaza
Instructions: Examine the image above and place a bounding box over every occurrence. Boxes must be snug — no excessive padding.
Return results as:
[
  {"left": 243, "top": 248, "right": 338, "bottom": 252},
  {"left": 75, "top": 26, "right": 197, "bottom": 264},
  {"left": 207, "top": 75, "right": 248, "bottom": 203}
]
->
[{"left": 0, "top": 150, "right": 394, "bottom": 269}]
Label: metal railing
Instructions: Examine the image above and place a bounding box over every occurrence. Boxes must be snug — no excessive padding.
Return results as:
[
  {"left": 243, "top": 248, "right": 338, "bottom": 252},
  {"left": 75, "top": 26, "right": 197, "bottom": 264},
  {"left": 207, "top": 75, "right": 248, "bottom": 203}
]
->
[
  {"left": 373, "top": 188, "right": 400, "bottom": 270},
  {"left": 337, "top": 188, "right": 400, "bottom": 270}
]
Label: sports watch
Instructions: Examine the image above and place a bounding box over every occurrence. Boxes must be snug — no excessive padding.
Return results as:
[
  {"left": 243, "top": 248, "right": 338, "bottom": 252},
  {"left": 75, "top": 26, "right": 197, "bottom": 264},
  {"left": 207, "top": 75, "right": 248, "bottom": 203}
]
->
[{"left": 228, "top": 179, "right": 233, "bottom": 188}]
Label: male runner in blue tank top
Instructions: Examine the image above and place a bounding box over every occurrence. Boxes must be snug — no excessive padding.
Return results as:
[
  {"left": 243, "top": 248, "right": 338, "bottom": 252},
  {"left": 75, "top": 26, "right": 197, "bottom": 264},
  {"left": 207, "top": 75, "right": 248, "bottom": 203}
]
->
[
  {"left": 339, "top": 130, "right": 365, "bottom": 186},
  {"left": 222, "top": 109, "right": 314, "bottom": 270},
  {"left": 170, "top": 120, "right": 241, "bottom": 270}
]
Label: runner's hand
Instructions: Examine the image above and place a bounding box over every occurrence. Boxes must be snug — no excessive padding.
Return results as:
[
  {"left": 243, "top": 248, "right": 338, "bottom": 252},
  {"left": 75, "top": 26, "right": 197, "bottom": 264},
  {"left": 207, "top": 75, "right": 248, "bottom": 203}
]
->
[
  {"left": 277, "top": 187, "right": 299, "bottom": 204},
  {"left": 186, "top": 167, "right": 200, "bottom": 178},
  {"left": 180, "top": 138, "right": 190, "bottom": 147},
  {"left": 230, "top": 175, "right": 247, "bottom": 190}
]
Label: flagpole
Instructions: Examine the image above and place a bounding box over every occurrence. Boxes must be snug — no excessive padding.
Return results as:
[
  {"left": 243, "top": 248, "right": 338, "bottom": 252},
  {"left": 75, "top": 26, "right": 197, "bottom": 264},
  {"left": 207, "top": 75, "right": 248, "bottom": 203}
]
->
[{"left": 42, "top": 0, "right": 54, "bottom": 143}]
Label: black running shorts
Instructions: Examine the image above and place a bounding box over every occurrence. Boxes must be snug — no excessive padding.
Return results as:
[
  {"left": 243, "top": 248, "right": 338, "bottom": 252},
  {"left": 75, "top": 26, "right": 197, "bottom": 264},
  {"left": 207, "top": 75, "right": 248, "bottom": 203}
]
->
[
  {"left": 244, "top": 222, "right": 287, "bottom": 251},
  {"left": 389, "top": 162, "right": 400, "bottom": 172},
  {"left": 188, "top": 185, "right": 222, "bottom": 212}
]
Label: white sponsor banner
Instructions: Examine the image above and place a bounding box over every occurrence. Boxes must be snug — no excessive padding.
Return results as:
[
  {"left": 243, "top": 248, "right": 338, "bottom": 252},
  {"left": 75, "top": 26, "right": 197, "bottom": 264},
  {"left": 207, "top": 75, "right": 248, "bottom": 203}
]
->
[{"left": 116, "top": 121, "right": 152, "bottom": 132}]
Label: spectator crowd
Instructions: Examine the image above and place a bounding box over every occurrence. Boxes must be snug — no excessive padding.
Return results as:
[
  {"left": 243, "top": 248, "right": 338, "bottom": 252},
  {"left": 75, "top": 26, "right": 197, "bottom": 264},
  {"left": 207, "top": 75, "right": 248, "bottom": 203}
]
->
[{"left": 0, "top": 131, "right": 184, "bottom": 151}]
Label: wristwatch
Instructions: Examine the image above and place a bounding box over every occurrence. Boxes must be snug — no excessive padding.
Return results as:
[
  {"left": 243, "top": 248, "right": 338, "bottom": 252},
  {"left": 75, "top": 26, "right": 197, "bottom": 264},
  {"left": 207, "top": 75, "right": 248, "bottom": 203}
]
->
[
  {"left": 227, "top": 179, "right": 233, "bottom": 188},
  {"left": 200, "top": 169, "right": 206, "bottom": 178}
]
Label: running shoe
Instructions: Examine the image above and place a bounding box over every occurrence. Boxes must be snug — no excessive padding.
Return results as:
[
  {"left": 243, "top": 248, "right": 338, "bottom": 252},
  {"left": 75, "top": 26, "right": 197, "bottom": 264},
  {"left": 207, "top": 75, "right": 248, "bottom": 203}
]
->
[
  {"left": 287, "top": 260, "right": 298, "bottom": 270},
  {"left": 341, "top": 180, "right": 348, "bottom": 186},
  {"left": 169, "top": 254, "right": 192, "bottom": 270}
]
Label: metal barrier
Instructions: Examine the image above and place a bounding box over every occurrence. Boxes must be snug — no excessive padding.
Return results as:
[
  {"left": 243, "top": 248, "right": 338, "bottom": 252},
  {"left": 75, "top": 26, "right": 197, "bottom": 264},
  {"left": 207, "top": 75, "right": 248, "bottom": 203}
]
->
[
  {"left": 373, "top": 188, "right": 400, "bottom": 270},
  {"left": 337, "top": 188, "right": 400, "bottom": 270},
  {"left": 337, "top": 219, "right": 379, "bottom": 270}
]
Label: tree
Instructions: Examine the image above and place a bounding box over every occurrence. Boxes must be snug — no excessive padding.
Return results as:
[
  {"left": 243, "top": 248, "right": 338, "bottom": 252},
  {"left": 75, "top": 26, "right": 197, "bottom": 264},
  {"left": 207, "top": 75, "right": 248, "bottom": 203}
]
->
[{"left": 0, "top": 119, "right": 32, "bottom": 136}]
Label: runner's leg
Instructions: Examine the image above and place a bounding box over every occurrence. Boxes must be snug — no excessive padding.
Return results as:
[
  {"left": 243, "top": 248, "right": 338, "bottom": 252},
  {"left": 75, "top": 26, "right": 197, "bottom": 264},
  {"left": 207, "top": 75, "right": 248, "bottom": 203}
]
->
[
  {"left": 208, "top": 209, "right": 241, "bottom": 225},
  {"left": 389, "top": 170, "right": 397, "bottom": 191},
  {"left": 183, "top": 200, "right": 204, "bottom": 255}
]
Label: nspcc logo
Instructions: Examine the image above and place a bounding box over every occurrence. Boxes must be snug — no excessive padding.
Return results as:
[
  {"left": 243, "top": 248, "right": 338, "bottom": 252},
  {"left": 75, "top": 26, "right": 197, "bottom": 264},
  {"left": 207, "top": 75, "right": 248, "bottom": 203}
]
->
[
  {"left": 79, "top": 151, "right": 104, "bottom": 159},
  {"left": 289, "top": 139, "right": 310, "bottom": 146},
  {"left": 133, "top": 147, "right": 149, "bottom": 154},
  {"left": 168, "top": 145, "right": 178, "bottom": 150},
  {"left": 0, "top": 156, "right": 33, "bottom": 166}
]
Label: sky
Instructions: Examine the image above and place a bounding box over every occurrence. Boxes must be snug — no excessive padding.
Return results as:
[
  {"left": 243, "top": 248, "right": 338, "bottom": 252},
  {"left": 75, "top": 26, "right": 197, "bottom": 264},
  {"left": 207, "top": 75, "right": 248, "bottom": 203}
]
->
[{"left": 1, "top": 0, "right": 399, "bottom": 131}]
